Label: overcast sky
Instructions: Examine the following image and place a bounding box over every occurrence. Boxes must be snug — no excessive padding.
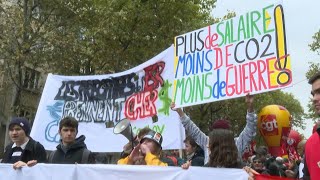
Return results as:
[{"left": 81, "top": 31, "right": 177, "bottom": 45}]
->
[{"left": 212, "top": 0, "right": 320, "bottom": 138}]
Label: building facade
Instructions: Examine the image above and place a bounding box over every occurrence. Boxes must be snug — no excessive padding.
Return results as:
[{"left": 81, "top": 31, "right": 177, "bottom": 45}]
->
[{"left": 0, "top": 62, "right": 46, "bottom": 159}]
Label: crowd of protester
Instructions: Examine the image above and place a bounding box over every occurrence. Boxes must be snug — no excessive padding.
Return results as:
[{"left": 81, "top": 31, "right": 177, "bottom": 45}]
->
[
  {"left": 245, "top": 146, "right": 302, "bottom": 179},
  {"left": 1, "top": 71, "right": 320, "bottom": 180}
]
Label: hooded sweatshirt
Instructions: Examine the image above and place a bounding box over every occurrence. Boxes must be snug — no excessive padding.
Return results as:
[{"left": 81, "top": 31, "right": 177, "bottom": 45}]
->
[{"left": 49, "top": 135, "right": 92, "bottom": 164}]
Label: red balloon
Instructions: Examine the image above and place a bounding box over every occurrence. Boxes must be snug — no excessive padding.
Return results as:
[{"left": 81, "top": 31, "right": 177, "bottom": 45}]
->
[{"left": 287, "top": 130, "right": 301, "bottom": 148}]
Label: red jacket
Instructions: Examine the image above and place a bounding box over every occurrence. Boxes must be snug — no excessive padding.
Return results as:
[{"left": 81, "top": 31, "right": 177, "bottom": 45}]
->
[{"left": 303, "top": 130, "right": 320, "bottom": 180}]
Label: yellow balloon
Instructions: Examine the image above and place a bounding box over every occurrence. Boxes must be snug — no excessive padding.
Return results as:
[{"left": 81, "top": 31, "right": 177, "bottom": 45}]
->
[{"left": 258, "top": 105, "right": 291, "bottom": 156}]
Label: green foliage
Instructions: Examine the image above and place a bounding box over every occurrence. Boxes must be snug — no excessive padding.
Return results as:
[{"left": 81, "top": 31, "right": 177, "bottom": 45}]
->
[
  {"left": 0, "top": 0, "right": 60, "bottom": 112},
  {"left": 305, "top": 62, "right": 320, "bottom": 120},
  {"left": 40, "top": 0, "right": 218, "bottom": 75},
  {"left": 306, "top": 62, "right": 320, "bottom": 80},
  {"left": 305, "top": 29, "right": 320, "bottom": 121},
  {"left": 309, "top": 29, "right": 320, "bottom": 55},
  {"left": 90, "top": 0, "right": 217, "bottom": 73}
]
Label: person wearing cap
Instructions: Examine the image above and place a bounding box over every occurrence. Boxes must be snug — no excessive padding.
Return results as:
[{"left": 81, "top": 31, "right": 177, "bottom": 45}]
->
[
  {"left": 117, "top": 130, "right": 167, "bottom": 166},
  {"left": 119, "top": 127, "right": 152, "bottom": 159},
  {"left": 303, "top": 71, "right": 320, "bottom": 180},
  {"left": 1, "top": 117, "right": 47, "bottom": 169},
  {"left": 118, "top": 127, "right": 178, "bottom": 166},
  {"left": 171, "top": 93, "right": 256, "bottom": 165}
]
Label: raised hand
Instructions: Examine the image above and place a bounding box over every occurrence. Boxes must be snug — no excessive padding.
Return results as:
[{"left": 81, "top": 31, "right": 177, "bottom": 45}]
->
[
  {"left": 170, "top": 102, "right": 184, "bottom": 117},
  {"left": 243, "top": 166, "right": 259, "bottom": 180},
  {"left": 128, "top": 144, "right": 144, "bottom": 164},
  {"left": 245, "top": 94, "right": 254, "bottom": 113},
  {"left": 285, "top": 170, "right": 296, "bottom": 178},
  {"left": 181, "top": 160, "right": 191, "bottom": 169},
  {"left": 140, "top": 143, "right": 151, "bottom": 155}
]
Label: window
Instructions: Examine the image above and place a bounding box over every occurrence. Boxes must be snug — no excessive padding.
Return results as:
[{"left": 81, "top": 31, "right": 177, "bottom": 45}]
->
[
  {"left": 23, "top": 67, "right": 40, "bottom": 90},
  {"left": 19, "top": 108, "right": 35, "bottom": 126},
  {"left": 19, "top": 109, "right": 30, "bottom": 119}
]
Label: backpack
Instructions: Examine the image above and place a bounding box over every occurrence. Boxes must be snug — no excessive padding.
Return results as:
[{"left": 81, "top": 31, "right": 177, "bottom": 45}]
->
[
  {"left": 166, "top": 155, "right": 178, "bottom": 166},
  {"left": 48, "top": 148, "right": 91, "bottom": 164},
  {"left": 164, "top": 155, "right": 185, "bottom": 166}
]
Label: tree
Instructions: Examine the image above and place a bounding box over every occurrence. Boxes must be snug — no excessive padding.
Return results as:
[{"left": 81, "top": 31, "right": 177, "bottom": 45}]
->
[
  {"left": 41, "top": 0, "right": 218, "bottom": 75},
  {"left": 0, "top": 0, "right": 95, "bottom": 116},
  {"left": 0, "top": 0, "right": 223, "bottom": 122}
]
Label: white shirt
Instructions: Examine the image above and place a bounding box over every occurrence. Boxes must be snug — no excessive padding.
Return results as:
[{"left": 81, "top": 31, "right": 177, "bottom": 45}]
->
[{"left": 11, "top": 139, "right": 30, "bottom": 150}]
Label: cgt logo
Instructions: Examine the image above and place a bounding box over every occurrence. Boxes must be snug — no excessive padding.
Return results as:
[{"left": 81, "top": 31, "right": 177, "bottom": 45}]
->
[{"left": 260, "top": 114, "right": 278, "bottom": 136}]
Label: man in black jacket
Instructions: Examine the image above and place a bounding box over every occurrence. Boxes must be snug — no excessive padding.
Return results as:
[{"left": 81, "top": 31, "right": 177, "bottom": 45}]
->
[
  {"left": 1, "top": 117, "right": 47, "bottom": 169},
  {"left": 48, "top": 116, "right": 94, "bottom": 164}
]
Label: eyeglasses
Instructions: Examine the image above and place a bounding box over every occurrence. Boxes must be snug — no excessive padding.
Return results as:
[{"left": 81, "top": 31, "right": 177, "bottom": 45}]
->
[{"left": 253, "top": 160, "right": 261, "bottom": 164}]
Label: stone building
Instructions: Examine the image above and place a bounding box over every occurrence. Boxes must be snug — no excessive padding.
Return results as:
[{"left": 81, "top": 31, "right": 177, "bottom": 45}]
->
[{"left": 0, "top": 61, "right": 46, "bottom": 159}]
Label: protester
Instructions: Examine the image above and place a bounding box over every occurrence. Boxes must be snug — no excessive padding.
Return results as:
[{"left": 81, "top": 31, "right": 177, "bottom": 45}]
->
[
  {"left": 119, "top": 127, "right": 180, "bottom": 166},
  {"left": 242, "top": 141, "right": 256, "bottom": 163},
  {"left": 284, "top": 159, "right": 299, "bottom": 178},
  {"left": 48, "top": 116, "right": 94, "bottom": 164},
  {"left": 120, "top": 127, "right": 152, "bottom": 159},
  {"left": 181, "top": 129, "right": 239, "bottom": 168},
  {"left": 255, "top": 146, "right": 270, "bottom": 165},
  {"left": 297, "top": 140, "right": 306, "bottom": 179},
  {"left": 1, "top": 117, "right": 47, "bottom": 169},
  {"left": 205, "top": 129, "right": 241, "bottom": 168},
  {"left": 247, "top": 155, "right": 255, "bottom": 167},
  {"left": 297, "top": 140, "right": 306, "bottom": 157},
  {"left": 303, "top": 71, "right": 320, "bottom": 180},
  {"left": 253, "top": 146, "right": 297, "bottom": 177},
  {"left": 262, "top": 157, "right": 285, "bottom": 177},
  {"left": 171, "top": 94, "right": 257, "bottom": 164},
  {"left": 251, "top": 156, "right": 265, "bottom": 174},
  {"left": 181, "top": 128, "right": 258, "bottom": 179},
  {"left": 184, "top": 136, "right": 204, "bottom": 166},
  {"left": 117, "top": 130, "right": 167, "bottom": 166}
]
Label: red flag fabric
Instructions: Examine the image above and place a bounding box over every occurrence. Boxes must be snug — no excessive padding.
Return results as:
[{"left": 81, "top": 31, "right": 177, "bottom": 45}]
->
[{"left": 255, "top": 174, "right": 295, "bottom": 180}]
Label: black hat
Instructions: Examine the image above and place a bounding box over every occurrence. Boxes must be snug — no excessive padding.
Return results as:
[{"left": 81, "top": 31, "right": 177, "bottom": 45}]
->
[
  {"left": 140, "top": 130, "right": 163, "bottom": 148},
  {"left": 9, "top": 117, "right": 31, "bottom": 136}
]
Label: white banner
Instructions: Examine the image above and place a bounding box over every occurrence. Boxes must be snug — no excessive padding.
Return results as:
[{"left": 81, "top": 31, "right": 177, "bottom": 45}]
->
[
  {"left": 173, "top": 1, "right": 292, "bottom": 108},
  {"left": 0, "top": 164, "right": 249, "bottom": 180},
  {"left": 30, "top": 45, "right": 185, "bottom": 152}
]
